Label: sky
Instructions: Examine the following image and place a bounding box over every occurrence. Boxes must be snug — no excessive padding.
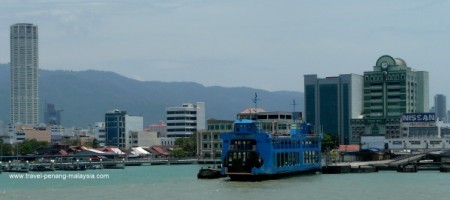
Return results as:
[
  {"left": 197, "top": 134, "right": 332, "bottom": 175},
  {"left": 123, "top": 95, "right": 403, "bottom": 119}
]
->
[{"left": 1, "top": 0, "right": 450, "bottom": 98}]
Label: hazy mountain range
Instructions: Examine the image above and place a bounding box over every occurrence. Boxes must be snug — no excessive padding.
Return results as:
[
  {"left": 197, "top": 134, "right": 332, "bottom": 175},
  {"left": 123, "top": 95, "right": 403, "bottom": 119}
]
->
[{"left": 0, "top": 63, "right": 304, "bottom": 127}]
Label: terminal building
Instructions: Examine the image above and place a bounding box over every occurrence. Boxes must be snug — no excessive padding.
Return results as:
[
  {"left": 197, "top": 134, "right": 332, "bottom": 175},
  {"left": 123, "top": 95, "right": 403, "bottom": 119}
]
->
[{"left": 387, "top": 112, "right": 450, "bottom": 150}]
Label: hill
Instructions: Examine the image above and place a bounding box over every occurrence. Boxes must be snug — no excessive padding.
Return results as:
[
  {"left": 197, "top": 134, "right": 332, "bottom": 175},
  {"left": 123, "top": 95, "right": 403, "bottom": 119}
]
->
[{"left": 0, "top": 64, "right": 304, "bottom": 126}]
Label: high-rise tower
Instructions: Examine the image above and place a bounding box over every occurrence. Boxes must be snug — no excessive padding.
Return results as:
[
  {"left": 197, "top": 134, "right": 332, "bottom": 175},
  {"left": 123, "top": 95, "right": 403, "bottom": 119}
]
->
[
  {"left": 304, "top": 74, "right": 363, "bottom": 145},
  {"left": 434, "top": 94, "right": 447, "bottom": 123},
  {"left": 10, "top": 23, "right": 39, "bottom": 125},
  {"left": 354, "top": 55, "right": 429, "bottom": 139}
]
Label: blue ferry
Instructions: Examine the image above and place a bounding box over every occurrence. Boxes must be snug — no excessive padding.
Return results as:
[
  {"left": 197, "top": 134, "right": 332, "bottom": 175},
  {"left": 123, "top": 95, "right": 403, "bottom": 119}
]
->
[{"left": 220, "top": 119, "right": 322, "bottom": 180}]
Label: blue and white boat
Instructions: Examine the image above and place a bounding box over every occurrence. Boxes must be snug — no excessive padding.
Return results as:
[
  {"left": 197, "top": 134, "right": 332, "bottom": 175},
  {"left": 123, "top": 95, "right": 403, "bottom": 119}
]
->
[{"left": 220, "top": 119, "right": 322, "bottom": 180}]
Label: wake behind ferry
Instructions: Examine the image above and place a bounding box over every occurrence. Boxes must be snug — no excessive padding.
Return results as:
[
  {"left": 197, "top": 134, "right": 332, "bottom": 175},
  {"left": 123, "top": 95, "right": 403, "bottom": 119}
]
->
[{"left": 220, "top": 119, "right": 322, "bottom": 180}]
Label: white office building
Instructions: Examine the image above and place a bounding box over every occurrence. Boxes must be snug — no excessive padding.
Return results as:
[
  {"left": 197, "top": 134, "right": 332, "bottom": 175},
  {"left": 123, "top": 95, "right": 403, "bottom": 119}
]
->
[{"left": 166, "top": 102, "right": 206, "bottom": 138}]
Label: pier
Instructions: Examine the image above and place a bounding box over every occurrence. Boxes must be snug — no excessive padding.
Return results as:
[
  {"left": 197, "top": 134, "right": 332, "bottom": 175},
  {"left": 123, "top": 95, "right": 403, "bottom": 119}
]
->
[
  {"left": 322, "top": 150, "right": 450, "bottom": 174},
  {"left": 0, "top": 157, "right": 198, "bottom": 173}
]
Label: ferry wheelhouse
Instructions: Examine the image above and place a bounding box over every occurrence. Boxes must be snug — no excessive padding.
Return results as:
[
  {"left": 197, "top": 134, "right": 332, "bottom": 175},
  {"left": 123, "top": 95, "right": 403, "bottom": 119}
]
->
[{"left": 220, "top": 119, "right": 322, "bottom": 180}]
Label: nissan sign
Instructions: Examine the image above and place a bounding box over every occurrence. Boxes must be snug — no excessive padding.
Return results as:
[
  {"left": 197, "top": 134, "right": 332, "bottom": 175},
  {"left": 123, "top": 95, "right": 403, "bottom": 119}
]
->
[{"left": 402, "top": 113, "right": 436, "bottom": 122}]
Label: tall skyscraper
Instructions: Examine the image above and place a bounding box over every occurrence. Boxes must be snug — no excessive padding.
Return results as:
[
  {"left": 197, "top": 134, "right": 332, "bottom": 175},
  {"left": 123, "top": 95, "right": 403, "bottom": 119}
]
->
[
  {"left": 10, "top": 23, "right": 39, "bottom": 125},
  {"left": 434, "top": 94, "right": 447, "bottom": 123},
  {"left": 304, "top": 74, "right": 363, "bottom": 145}
]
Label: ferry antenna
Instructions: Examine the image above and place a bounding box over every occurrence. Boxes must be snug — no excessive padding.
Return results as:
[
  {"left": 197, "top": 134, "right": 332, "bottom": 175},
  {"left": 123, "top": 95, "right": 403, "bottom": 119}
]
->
[
  {"left": 291, "top": 99, "right": 297, "bottom": 122},
  {"left": 252, "top": 93, "right": 261, "bottom": 121}
]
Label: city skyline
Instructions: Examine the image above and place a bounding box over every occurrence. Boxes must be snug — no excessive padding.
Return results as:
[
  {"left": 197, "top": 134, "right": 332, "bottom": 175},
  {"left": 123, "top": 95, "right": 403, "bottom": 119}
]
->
[{"left": 1, "top": 1, "right": 450, "bottom": 98}]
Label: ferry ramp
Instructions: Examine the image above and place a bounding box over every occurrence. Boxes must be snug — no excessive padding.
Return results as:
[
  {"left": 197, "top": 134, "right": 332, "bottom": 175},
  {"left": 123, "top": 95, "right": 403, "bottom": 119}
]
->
[{"left": 387, "top": 153, "right": 428, "bottom": 167}]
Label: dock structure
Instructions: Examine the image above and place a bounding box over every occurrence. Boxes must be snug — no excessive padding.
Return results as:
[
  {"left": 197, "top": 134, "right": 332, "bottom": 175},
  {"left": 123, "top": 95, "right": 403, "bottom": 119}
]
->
[
  {"left": 387, "top": 153, "right": 427, "bottom": 167},
  {"left": 323, "top": 150, "right": 450, "bottom": 173},
  {"left": 0, "top": 158, "right": 199, "bottom": 173}
]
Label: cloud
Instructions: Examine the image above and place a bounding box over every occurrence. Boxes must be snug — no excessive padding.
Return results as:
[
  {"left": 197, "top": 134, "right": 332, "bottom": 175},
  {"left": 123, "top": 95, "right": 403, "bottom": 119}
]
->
[{"left": 1, "top": 0, "right": 450, "bottom": 94}]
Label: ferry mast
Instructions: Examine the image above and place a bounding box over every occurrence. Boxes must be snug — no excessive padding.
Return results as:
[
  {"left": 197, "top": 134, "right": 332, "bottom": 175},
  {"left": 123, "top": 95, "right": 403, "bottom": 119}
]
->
[{"left": 252, "top": 93, "right": 260, "bottom": 122}]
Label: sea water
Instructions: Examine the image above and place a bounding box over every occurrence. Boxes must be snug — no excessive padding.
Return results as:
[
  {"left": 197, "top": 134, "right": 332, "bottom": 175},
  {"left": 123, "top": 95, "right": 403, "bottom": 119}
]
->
[{"left": 0, "top": 164, "right": 448, "bottom": 200}]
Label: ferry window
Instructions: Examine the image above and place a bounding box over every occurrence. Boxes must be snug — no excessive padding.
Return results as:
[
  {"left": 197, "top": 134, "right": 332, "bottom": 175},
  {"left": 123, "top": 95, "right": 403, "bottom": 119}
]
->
[
  {"left": 285, "top": 153, "right": 289, "bottom": 166},
  {"left": 289, "top": 152, "right": 294, "bottom": 166},
  {"left": 273, "top": 153, "right": 277, "bottom": 167},
  {"left": 231, "top": 139, "right": 257, "bottom": 150},
  {"left": 277, "top": 153, "right": 281, "bottom": 167}
]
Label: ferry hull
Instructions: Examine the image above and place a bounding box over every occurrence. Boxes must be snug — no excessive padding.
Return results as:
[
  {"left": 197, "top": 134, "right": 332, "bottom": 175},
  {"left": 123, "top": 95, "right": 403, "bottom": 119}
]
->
[{"left": 226, "top": 168, "right": 320, "bottom": 181}]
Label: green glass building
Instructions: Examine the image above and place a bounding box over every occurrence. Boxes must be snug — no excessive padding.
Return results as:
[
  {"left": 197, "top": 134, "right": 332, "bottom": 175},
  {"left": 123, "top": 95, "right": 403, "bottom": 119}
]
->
[
  {"left": 304, "top": 74, "right": 363, "bottom": 145},
  {"left": 352, "top": 55, "right": 429, "bottom": 140}
]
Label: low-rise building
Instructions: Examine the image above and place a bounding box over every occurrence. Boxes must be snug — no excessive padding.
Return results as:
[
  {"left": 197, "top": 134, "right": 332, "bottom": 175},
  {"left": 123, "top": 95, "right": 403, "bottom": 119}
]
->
[
  {"left": 146, "top": 120, "right": 167, "bottom": 137},
  {"left": 92, "top": 122, "right": 106, "bottom": 146},
  {"left": 129, "top": 131, "right": 161, "bottom": 147},
  {"left": 10, "top": 125, "right": 51, "bottom": 143},
  {"left": 197, "top": 119, "right": 233, "bottom": 163}
]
